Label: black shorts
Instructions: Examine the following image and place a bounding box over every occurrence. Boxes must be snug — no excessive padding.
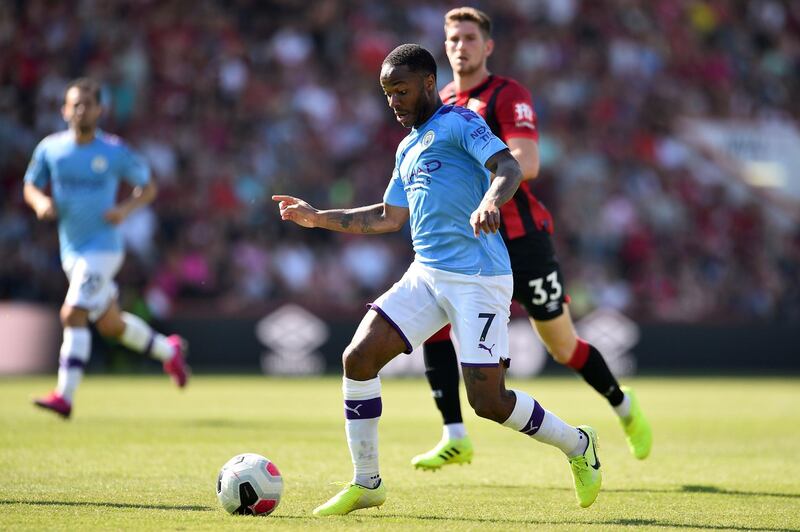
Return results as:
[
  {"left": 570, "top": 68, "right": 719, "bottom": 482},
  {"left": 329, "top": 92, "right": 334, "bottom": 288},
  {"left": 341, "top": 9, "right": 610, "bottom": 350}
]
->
[{"left": 506, "top": 231, "right": 568, "bottom": 321}]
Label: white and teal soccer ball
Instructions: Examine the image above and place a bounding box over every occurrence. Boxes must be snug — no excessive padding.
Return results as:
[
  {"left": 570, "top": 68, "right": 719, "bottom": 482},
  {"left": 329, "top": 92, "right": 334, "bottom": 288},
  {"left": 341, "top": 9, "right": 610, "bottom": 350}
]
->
[{"left": 216, "top": 453, "right": 283, "bottom": 516}]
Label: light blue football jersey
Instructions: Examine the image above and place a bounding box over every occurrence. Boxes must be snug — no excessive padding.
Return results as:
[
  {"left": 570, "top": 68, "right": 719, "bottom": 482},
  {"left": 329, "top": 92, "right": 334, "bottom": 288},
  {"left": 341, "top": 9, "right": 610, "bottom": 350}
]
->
[
  {"left": 384, "top": 105, "right": 511, "bottom": 276},
  {"left": 24, "top": 130, "right": 150, "bottom": 259}
]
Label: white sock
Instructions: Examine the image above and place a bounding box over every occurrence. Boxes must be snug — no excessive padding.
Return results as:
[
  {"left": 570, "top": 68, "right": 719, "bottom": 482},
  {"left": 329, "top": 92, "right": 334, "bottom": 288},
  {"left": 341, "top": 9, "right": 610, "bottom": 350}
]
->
[
  {"left": 119, "top": 312, "right": 174, "bottom": 362},
  {"left": 614, "top": 393, "right": 632, "bottom": 419},
  {"left": 343, "top": 376, "right": 382, "bottom": 489},
  {"left": 443, "top": 423, "right": 467, "bottom": 440},
  {"left": 502, "top": 389, "right": 586, "bottom": 457},
  {"left": 56, "top": 327, "right": 91, "bottom": 402}
]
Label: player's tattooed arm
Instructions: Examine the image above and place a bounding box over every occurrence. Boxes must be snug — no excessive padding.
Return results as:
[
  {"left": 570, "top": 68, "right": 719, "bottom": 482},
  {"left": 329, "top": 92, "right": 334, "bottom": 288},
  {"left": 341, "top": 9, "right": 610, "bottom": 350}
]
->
[
  {"left": 273, "top": 195, "right": 409, "bottom": 234},
  {"left": 470, "top": 149, "right": 522, "bottom": 236},
  {"left": 483, "top": 148, "right": 523, "bottom": 207}
]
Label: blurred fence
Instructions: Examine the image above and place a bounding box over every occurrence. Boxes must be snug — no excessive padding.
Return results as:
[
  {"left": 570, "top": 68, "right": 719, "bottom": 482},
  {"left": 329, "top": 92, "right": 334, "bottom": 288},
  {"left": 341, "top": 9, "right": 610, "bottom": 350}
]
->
[{"left": 2, "top": 303, "right": 796, "bottom": 376}]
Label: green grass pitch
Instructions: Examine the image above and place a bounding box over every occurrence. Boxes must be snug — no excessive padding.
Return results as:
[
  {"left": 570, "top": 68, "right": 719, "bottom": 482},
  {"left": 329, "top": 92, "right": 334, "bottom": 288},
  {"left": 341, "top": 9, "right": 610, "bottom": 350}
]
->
[{"left": 1, "top": 375, "right": 798, "bottom": 531}]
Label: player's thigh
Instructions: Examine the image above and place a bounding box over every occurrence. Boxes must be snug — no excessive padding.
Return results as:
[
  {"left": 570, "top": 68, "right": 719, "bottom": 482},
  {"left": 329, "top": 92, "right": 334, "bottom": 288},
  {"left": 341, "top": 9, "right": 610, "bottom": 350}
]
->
[
  {"left": 530, "top": 305, "right": 578, "bottom": 363},
  {"left": 443, "top": 272, "right": 513, "bottom": 366},
  {"left": 343, "top": 309, "right": 411, "bottom": 379},
  {"left": 63, "top": 253, "right": 124, "bottom": 323}
]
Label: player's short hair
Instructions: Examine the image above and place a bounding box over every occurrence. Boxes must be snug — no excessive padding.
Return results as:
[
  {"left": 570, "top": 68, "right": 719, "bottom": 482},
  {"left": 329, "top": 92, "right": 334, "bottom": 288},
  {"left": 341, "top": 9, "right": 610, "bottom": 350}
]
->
[
  {"left": 444, "top": 7, "right": 492, "bottom": 38},
  {"left": 65, "top": 77, "right": 101, "bottom": 104},
  {"left": 382, "top": 44, "right": 437, "bottom": 80}
]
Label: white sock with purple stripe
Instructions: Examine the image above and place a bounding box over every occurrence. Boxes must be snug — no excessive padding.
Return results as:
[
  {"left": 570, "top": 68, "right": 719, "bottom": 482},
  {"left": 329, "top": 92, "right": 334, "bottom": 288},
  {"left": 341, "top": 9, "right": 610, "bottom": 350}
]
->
[
  {"left": 56, "top": 327, "right": 91, "bottom": 402},
  {"left": 502, "top": 389, "right": 586, "bottom": 458},
  {"left": 119, "top": 312, "right": 173, "bottom": 362},
  {"left": 343, "top": 376, "right": 382, "bottom": 489}
]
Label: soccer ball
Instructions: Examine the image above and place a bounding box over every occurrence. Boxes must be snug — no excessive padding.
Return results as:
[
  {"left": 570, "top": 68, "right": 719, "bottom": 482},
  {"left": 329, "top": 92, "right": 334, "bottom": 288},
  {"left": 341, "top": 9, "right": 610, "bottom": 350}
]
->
[{"left": 216, "top": 453, "right": 283, "bottom": 516}]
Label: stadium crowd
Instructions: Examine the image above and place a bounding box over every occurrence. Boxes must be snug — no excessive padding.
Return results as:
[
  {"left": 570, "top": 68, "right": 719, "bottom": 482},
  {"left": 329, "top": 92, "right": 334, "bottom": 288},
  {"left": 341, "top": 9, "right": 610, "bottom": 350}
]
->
[{"left": 1, "top": 0, "right": 798, "bottom": 322}]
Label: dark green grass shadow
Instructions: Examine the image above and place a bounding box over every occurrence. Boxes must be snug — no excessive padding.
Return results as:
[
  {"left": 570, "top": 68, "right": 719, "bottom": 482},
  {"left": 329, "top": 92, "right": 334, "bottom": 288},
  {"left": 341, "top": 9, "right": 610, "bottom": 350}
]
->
[
  {"left": 0, "top": 499, "right": 213, "bottom": 512},
  {"left": 445, "top": 484, "right": 800, "bottom": 500},
  {"left": 359, "top": 513, "right": 798, "bottom": 531}
]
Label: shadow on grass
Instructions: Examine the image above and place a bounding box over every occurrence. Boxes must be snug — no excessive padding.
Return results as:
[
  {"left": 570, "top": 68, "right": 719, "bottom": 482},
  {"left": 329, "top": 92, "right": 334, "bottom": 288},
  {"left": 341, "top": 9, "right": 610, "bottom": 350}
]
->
[
  {"left": 361, "top": 514, "right": 799, "bottom": 531},
  {"left": 0, "top": 499, "right": 213, "bottom": 512},
  {"left": 444, "top": 483, "right": 800, "bottom": 500}
]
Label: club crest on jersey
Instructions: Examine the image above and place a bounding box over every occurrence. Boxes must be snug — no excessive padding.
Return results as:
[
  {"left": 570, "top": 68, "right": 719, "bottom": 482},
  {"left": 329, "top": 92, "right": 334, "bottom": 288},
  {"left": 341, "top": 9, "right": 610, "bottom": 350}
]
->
[
  {"left": 421, "top": 130, "right": 435, "bottom": 149},
  {"left": 91, "top": 155, "right": 108, "bottom": 173}
]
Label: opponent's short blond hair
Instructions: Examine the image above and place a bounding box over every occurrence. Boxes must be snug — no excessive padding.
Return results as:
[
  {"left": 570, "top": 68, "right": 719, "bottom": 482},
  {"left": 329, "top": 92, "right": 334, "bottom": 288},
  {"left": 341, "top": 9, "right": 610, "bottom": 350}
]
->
[{"left": 444, "top": 7, "right": 492, "bottom": 38}]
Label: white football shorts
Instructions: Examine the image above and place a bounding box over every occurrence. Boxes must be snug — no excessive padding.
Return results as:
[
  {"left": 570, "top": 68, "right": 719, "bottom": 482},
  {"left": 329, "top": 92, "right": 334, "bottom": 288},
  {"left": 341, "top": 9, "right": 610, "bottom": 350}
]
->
[
  {"left": 62, "top": 252, "right": 124, "bottom": 322},
  {"left": 370, "top": 261, "right": 513, "bottom": 366}
]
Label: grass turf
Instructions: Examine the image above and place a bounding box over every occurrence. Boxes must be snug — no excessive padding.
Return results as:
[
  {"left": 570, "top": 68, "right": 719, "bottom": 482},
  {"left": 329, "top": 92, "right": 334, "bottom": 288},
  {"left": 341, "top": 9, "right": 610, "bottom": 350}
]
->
[{"left": 0, "top": 375, "right": 798, "bottom": 531}]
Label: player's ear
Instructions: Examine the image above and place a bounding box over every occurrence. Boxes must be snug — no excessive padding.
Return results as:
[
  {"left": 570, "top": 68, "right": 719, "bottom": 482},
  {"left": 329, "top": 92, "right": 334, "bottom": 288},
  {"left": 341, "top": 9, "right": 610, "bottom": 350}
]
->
[
  {"left": 425, "top": 73, "right": 436, "bottom": 92},
  {"left": 485, "top": 38, "right": 495, "bottom": 58}
]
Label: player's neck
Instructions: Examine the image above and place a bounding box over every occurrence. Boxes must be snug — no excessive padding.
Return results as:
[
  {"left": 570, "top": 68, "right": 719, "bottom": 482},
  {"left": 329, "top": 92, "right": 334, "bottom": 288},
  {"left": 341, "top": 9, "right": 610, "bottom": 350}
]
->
[
  {"left": 71, "top": 127, "right": 96, "bottom": 145},
  {"left": 453, "top": 68, "right": 491, "bottom": 94},
  {"left": 414, "top": 97, "right": 443, "bottom": 128}
]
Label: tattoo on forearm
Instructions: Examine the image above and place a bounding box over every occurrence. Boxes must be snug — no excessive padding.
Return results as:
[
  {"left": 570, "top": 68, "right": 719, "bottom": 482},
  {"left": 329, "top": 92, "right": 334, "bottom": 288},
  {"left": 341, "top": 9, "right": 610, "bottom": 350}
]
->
[
  {"left": 339, "top": 213, "right": 353, "bottom": 229},
  {"left": 465, "top": 367, "right": 488, "bottom": 385}
]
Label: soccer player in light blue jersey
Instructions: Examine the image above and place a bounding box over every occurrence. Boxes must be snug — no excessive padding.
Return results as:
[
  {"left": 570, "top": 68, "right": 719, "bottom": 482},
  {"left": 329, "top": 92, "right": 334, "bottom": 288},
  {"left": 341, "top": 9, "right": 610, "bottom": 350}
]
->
[
  {"left": 273, "top": 44, "right": 602, "bottom": 515},
  {"left": 24, "top": 78, "right": 189, "bottom": 419}
]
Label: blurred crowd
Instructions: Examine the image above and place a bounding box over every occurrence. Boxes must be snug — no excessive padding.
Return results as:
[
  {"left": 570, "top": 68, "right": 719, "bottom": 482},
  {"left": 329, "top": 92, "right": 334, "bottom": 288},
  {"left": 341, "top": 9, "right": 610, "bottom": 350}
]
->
[{"left": 1, "top": 0, "right": 799, "bottom": 322}]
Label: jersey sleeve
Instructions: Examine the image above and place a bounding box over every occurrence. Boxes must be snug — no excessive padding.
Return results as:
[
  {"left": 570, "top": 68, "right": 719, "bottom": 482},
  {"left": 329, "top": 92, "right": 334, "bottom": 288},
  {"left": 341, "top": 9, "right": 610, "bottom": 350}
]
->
[
  {"left": 119, "top": 144, "right": 151, "bottom": 186},
  {"left": 383, "top": 167, "right": 408, "bottom": 207},
  {"left": 494, "top": 82, "right": 538, "bottom": 141},
  {"left": 449, "top": 107, "right": 508, "bottom": 167},
  {"left": 23, "top": 140, "right": 51, "bottom": 189}
]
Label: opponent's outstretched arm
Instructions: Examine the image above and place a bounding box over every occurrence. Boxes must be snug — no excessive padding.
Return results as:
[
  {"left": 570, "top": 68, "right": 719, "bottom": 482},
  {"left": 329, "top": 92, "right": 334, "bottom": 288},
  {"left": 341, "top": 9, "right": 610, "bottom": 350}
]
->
[
  {"left": 272, "top": 195, "right": 409, "bottom": 234},
  {"left": 471, "top": 148, "right": 523, "bottom": 236}
]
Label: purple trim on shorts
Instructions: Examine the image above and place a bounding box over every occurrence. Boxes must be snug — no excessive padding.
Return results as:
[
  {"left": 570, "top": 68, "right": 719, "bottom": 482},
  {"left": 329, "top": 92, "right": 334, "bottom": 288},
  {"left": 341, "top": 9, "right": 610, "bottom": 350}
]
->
[
  {"left": 520, "top": 400, "right": 545, "bottom": 436},
  {"left": 366, "top": 303, "right": 412, "bottom": 354},
  {"left": 60, "top": 357, "right": 86, "bottom": 370},
  {"left": 344, "top": 397, "right": 382, "bottom": 419},
  {"left": 460, "top": 362, "right": 500, "bottom": 367}
]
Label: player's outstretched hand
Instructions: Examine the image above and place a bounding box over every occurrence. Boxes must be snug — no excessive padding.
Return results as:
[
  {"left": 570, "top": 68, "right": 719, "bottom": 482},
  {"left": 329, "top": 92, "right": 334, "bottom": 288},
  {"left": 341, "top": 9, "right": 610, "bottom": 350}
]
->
[
  {"left": 470, "top": 200, "right": 501, "bottom": 236},
  {"left": 272, "top": 195, "right": 319, "bottom": 228}
]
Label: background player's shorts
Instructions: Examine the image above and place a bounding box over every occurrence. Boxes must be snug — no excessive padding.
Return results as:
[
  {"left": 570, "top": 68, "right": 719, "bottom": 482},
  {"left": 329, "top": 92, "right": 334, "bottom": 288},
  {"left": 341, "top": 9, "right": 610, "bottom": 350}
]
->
[
  {"left": 506, "top": 231, "right": 569, "bottom": 321},
  {"left": 62, "top": 252, "right": 124, "bottom": 322},
  {"left": 370, "top": 262, "right": 512, "bottom": 366}
]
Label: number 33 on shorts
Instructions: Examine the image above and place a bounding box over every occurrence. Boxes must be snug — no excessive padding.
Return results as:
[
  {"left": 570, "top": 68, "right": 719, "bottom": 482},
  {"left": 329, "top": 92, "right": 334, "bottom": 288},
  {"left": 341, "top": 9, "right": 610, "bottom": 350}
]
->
[{"left": 529, "top": 271, "right": 562, "bottom": 305}]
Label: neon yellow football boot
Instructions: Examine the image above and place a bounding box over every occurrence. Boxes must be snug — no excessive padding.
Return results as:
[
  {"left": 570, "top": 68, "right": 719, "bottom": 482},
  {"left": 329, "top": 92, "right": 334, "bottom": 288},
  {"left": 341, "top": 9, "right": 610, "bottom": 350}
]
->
[
  {"left": 620, "top": 386, "right": 652, "bottom": 460},
  {"left": 411, "top": 435, "right": 474, "bottom": 471},
  {"left": 569, "top": 425, "right": 602, "bottom": 508},
  {"left": 312, "top": 481, "right": 386, "bottom": 516}
]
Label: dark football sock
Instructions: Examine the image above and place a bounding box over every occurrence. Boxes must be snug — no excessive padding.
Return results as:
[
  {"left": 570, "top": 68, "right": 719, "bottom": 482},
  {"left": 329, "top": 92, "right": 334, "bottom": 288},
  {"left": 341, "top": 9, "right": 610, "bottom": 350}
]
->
[
  {"left": 567, "top": 339, "right": 625, "bottom": 407},
  {"left": 422, "top": 339, "right": 463, "bottom": 425}
]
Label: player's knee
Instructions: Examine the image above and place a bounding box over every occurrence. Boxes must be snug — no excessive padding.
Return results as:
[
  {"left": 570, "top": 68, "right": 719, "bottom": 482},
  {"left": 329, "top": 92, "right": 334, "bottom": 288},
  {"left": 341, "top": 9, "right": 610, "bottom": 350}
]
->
[
  {"left": 60, "top": 305, "right": 87, "bottom": 328},
  {"left": 342, "top": 343, "right": 377, "bottom": 380},
  {"left": 95, "top": 315, "right": 125, "bottom": 338},
  {"left": 467, "top": 394, "right": 507, "bottom": 423},
  {"left": 547, "top": 344, "right": 574, "bottom": 365}
]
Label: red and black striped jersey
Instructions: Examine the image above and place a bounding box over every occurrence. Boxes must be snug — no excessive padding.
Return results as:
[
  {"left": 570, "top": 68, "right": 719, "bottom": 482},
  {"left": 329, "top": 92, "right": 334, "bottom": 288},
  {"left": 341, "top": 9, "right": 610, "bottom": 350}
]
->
[{"left": 440, "top": 75, "right": 553, "bottom": 240}]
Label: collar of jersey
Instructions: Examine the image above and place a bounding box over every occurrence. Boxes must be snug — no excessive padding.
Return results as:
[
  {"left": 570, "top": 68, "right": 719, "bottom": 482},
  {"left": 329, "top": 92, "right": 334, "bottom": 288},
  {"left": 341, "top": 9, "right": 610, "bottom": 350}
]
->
[{"left": 412, "top": 104, "right": 447, "bottom": 133}]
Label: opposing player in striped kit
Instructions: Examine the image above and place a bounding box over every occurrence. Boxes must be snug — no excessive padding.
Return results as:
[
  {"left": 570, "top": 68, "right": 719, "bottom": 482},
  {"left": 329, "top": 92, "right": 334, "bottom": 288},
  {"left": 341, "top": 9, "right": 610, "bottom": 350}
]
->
[{"left": 412, "top": 7, "right": 651, "bottom": 471}]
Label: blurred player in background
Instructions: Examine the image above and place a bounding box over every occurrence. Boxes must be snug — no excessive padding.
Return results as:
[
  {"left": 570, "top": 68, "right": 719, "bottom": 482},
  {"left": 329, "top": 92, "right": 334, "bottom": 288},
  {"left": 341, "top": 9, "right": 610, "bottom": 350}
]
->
[
  {"left": 275, "top": 44, "right": 602, "bottom": 515},
  {"left": 23, "top": 78, "right": 189, "bottom": 419},
  {"left": 411, "top": 7, "right": 652, "bottom": 471}
]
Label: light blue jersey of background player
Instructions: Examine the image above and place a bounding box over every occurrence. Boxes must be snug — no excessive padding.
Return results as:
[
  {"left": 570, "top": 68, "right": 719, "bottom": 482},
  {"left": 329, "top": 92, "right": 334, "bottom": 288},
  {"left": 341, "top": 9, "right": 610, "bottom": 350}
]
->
[{"left": 24, "top": 129, "right": 150, "bottom": 260}]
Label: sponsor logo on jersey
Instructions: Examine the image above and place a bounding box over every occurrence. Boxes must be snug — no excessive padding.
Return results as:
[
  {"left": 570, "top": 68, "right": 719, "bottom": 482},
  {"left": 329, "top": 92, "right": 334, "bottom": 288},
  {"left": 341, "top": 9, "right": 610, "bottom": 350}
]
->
[
  {"left": 401, "top": 160, "right": 441, "bottom": 190},
  {"left": 513, "top": 102, "right": 536, "bottom": 130},
  {"left": 91, "top": 155, "right": 108, "bottom": 173}
]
